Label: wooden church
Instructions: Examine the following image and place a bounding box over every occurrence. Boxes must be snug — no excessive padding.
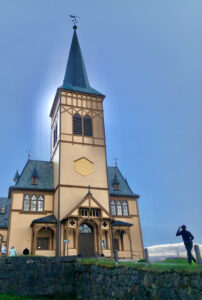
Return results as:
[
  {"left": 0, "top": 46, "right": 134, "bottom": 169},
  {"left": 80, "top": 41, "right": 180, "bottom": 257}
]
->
[{"left": 0, "top": 24, "right": 144, "bottom": 259}]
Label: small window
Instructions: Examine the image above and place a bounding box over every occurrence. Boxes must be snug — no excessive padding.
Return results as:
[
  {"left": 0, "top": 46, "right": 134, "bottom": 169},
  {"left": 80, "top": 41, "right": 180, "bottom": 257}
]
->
[
  {"left": 37, "top": 238, "right": 49, "bottom": 250},
  {"left": 73, "top": 113, "right": 82, "bottom": 135},
  {"left": 123, "top": 201, "right": 129, "bottom": 216},
  {"left": 83, "top": 115, "right": 92, "bottom": 137},
  {"left": 1, "top": 207, "right": 5, "bottom": 214},
  {"left": 24, "top": 195, "right": 29, "bottom": 211},
  {"left": 102, "top": 240, "right": 106, "bottom": 249},
  {"left": 113, "top": 183, "right": 120, "bottom": 191},
  {"left": 110, "top": 200, "right": 116, "bottom": 216},
  {"left": 31, "top": 195, "right": 37, "bottom": 211},
  {"left": 53, "top": 123, "right": 58, "bottom": 147},
  {"left": 38, "top": 195, "right": 44, "bottom": 211},
  {"left": 31, "top": 177, "right": 38, "bottom": 185},
  {"left": 117, "top": 200, "right": 122, "bottom": 216}
]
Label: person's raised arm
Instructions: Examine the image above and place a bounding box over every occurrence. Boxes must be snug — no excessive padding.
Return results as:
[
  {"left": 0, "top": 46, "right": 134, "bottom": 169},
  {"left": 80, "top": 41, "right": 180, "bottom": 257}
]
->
[{"left": 176, "top": 227, "right": 182, "bottom": 236}]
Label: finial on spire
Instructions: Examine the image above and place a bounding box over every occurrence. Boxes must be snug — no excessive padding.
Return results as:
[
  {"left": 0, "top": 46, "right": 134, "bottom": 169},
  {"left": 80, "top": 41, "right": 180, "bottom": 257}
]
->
[
  {"left": 26, "top": 149, "right": 33, "bottom": 160},
  {"left": 88, "top": 185, "right": 91, "bottom": 194},
  {"left": 113, "top": 157, "right": 118, "bottom": 168},
  {"left": 69, "top": 15, "right": 80, "bottom": 30}
]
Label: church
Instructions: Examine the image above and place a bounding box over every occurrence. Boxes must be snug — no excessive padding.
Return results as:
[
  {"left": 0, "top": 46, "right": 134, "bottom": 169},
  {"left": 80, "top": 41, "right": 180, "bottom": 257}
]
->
[{"left": 0, "top": 24, "right": 144, "bottom": 259}]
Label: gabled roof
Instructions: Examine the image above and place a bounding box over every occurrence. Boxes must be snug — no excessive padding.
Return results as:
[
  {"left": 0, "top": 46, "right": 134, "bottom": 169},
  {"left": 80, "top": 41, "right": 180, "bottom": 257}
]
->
[
  {"left": 107, "top": 167, "right": 139, "bottom": 198},
  {"left": 31, "top": 215, "right": 57, "bottom": 226},
  {"left": 0, "top": 198, "right": 11, "bottom": 228},
  {"left": 60, "top": 27, "right": 103, "bottom": 97},
  {"left": 62, "top": 191, "right": 111, "bottom": 222},
  {"left": 11, "top": 160, "right": 54, "bottom": 192}
]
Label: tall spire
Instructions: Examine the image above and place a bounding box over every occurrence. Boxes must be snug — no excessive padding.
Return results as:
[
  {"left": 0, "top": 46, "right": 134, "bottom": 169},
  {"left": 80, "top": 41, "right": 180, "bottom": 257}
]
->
[{"left": 60, "top": 26, "right": 103, "bottom": 96}]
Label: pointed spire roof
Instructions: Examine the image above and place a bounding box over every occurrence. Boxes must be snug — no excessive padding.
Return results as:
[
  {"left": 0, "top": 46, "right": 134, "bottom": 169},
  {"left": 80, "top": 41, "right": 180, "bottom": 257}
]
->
[
  {"left": 113, "top": 170, "right": 120, "bottom": 185},
  {"left": 60, "top": 26, "right": 103, "bottom": 96},
  {"left": 13, "top": 170, "right": 20, "bottom": 183}
]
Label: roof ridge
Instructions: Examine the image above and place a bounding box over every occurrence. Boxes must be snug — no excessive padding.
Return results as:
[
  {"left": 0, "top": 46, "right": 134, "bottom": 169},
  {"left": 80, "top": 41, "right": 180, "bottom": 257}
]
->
[{"left": 28, "top": 159, "right": 52, "bottom": 163}]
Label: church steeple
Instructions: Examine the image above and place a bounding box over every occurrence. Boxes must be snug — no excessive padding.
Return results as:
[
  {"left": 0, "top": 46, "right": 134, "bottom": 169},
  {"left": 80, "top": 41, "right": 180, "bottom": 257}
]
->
[{"left": 60, "top": 26, "right": 103, "bottom": 96}]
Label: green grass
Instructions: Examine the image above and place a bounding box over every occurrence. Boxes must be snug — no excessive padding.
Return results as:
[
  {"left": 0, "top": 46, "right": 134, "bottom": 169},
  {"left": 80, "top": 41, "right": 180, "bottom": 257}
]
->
[{"left": 80, "top": 258, "right": 202, "bottom": 273}]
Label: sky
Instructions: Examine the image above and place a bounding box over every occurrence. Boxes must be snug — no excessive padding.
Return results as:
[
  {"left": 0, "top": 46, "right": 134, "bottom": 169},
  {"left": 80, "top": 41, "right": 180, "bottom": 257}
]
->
[{"left": 0, "top": 0, "right": 201, "bottom": 247}]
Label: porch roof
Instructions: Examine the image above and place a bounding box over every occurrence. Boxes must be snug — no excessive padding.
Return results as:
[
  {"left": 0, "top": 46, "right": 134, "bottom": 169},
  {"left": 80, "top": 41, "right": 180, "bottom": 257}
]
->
[
  {"left": 111, "top": 220, "right": 133, "bottom": 227},
  {"left": 31, "top": 215, "right": 57, "bottom": 226}
]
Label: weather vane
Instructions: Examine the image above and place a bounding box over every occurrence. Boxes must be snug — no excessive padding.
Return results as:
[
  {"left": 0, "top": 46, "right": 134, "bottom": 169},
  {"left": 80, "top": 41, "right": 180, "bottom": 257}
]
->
[
  {"left": 113, "top": 157, "right": 118, "bottom": 168},
  {"left": 69, "top": 15, "right": 80, "bottom": 28},
  {"left": 26, "top": 149, "right": 33, "bottom": 160}
]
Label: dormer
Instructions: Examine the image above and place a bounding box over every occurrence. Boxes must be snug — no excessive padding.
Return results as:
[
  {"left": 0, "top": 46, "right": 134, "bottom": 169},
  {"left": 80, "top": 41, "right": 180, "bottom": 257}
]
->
[
  {"left": 1, "top": 207, "right": 5, "bottom": 214},
  {"left": 113, "top": 171, "right": 120, "bottom": 191},
  {"left": 31, "top": 167, "right": 38, "bottom": 185}
]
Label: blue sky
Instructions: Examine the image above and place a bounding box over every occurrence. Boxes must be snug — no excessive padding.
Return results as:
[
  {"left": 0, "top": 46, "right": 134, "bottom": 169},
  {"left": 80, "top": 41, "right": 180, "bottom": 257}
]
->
[{"left": 0, "top": 1, "right": 201, "bottom": 246}]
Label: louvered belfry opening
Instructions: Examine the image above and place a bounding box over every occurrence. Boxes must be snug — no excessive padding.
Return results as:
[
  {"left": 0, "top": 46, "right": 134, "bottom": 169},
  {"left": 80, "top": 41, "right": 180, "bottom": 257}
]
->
[
  {"left": 83, "top": 115, "right": 92, "bottom": 136},
  {"left": 73, "top": 113, "right": 82, "bottom": 135}
]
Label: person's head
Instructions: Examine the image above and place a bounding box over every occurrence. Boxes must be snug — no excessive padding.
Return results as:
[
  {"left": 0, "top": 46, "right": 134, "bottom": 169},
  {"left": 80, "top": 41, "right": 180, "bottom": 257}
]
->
[
  {"left": 181, "top": 225, "right": 186, "bottom": 230},
  {"left": 11, "top": 246, "right": 14, "bottom": 249}
]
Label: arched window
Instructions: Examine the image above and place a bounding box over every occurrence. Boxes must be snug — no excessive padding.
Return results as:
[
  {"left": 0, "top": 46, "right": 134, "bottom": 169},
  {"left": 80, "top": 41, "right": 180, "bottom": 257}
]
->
[
  {"left": 73, "top": 113, "right": 82, "bottom": 135},
  {"left": 24, "top": 195, "right": 29, "bottom": 211},
  {"left": 123, "top": 201, "right": 129, "bottom": 216},
  {"left": 110, "top": 200, "right": 116, "bottom": 216},
  {"left": 38, "top": 195, "right": 44, "bottom": 211},
  {"left": 83, "top": 115, "right": 92, "bottom": 137},
  {"left": 117, "top": 200, "right": 122, "bottom": 216},
  {"left": 79, "top": 223, "right": 92, "bottom": 233},
  {"left": 31, "top": 195, "right": 37, "bottom": 211}
]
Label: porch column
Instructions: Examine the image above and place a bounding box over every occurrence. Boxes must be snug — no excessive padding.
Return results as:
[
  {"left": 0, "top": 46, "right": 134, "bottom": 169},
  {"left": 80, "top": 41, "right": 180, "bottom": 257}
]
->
[{"left": 128, "top": 228, "right": 133, "bottom": 259}]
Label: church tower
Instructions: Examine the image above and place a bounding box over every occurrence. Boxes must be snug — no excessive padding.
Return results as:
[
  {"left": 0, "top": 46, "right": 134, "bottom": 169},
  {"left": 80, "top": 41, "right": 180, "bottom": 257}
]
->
[
  {"left": 2, "top": 23, "right": 143, "bottom": 260},
  {"left": 50, "top": 25, "right": 109, "bottom": 255}
]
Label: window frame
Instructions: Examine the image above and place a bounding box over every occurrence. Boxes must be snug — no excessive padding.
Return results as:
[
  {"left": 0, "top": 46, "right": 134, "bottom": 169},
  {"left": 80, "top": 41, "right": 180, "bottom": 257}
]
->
[
  {"left": 110, "top": 199, "right": 129, "bottom": 217},
  {"left": 73, "top": 113, "right": 82, "bottom": 136},
  {"left": 83, "top": 114, "right": 93, "bottom": 137},
  {"left": 23, "top": 194, "right": 45, "bottom": 213},
  {"left": 37, "top": 237, "right": 50, "bottom": 250},
  {"left": 73, "top": 113, "right": 93, "bottom": 137}
]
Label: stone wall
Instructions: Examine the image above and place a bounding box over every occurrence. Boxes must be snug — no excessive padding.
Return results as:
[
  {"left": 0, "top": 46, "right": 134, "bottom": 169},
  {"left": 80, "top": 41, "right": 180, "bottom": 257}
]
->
[{"left": 0, "top": 257, "right": 202, "bottom": 300}]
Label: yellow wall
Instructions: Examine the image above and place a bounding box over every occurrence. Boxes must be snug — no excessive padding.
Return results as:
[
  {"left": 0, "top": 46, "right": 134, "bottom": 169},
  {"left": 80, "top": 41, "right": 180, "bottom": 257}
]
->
[
  {"left": 8, "top": 191, "right": 54, "bottom": 254},
  {"left": 59, "top": 187, "right": 109, "bottom": 219},
  {"left": 0, "top": 229, "right": 8, "bottom": 243}
]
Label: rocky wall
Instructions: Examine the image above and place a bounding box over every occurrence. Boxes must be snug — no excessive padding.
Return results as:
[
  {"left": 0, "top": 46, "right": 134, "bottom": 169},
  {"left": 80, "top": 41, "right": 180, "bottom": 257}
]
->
[{"left": 0, "top": 257, "right": 201, "bottom": 300}]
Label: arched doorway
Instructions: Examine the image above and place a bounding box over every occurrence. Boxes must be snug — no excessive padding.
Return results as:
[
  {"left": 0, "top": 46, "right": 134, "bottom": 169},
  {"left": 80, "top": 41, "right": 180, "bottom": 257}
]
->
[{"left": 78, "top": 223, "right": 94, "bottom": 257}]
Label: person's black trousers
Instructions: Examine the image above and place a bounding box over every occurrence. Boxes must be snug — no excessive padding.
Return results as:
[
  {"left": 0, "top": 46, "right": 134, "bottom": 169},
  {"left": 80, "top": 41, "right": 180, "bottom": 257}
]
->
[{"left": 184, "top": 241, "right": 196, "bottom": 264}]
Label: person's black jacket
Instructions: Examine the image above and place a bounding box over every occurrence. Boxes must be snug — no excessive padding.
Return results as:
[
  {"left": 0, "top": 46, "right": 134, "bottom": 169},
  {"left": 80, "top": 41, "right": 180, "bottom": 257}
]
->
[{"left": 176, "top": 229, "right": 194, "bottom": 243}]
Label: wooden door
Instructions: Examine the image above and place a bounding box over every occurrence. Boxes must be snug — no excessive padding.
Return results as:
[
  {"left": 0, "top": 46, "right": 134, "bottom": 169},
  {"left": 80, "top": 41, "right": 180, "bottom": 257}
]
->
[{"left": 79, "top": 233, "right": 94, "bottom": 257}]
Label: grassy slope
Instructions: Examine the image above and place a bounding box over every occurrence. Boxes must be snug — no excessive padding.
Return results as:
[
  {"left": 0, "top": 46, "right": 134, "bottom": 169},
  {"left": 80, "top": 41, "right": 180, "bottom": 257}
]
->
[{"left": 80, "top": 258, "right": 202, "bottom": 273}]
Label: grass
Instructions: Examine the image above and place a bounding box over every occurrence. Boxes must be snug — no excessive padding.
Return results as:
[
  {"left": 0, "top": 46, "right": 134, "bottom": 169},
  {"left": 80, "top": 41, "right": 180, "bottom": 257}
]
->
[{"left": 80, "top": 258, "right": 202, "bottom": 273}]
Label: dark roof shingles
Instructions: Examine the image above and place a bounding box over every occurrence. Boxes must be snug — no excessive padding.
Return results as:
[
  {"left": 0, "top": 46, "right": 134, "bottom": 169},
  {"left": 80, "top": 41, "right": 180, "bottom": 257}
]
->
[
  {"left": 107, "top": 167, "right": 138, "bottom": 197},
  {"left": 0, "top": 198, "right": 11, "bottom": 228},
  {"left": 12, "top": 160, "right": 54, "bottom": 191},
  {"left": 31, "top": 215, "right": 57, "bottom": 225}
]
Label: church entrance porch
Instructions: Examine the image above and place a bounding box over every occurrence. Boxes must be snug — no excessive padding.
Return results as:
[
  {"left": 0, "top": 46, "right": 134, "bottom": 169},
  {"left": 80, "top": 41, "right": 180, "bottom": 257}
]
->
[
  {"left": 78, "top": 223, "right": 94, "bottom": 257},
  {"left": 31, "top": 215, "right": 57, "bottom": 256}
]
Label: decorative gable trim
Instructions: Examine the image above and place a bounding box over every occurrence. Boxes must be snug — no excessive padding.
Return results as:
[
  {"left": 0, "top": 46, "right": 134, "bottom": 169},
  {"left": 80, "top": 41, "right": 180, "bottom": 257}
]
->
[{"left": 62, "top": 192, "right": 112, "bottom": 221}]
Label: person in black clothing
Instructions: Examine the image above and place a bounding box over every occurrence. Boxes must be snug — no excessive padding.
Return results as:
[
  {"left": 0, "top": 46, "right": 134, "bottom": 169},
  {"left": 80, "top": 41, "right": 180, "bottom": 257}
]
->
[
  {"left": 23, "top": 248, "right": 29, "bottom": 256},
  {"left": 176, "top": 225, "right": 196, "bottom": 264}
]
